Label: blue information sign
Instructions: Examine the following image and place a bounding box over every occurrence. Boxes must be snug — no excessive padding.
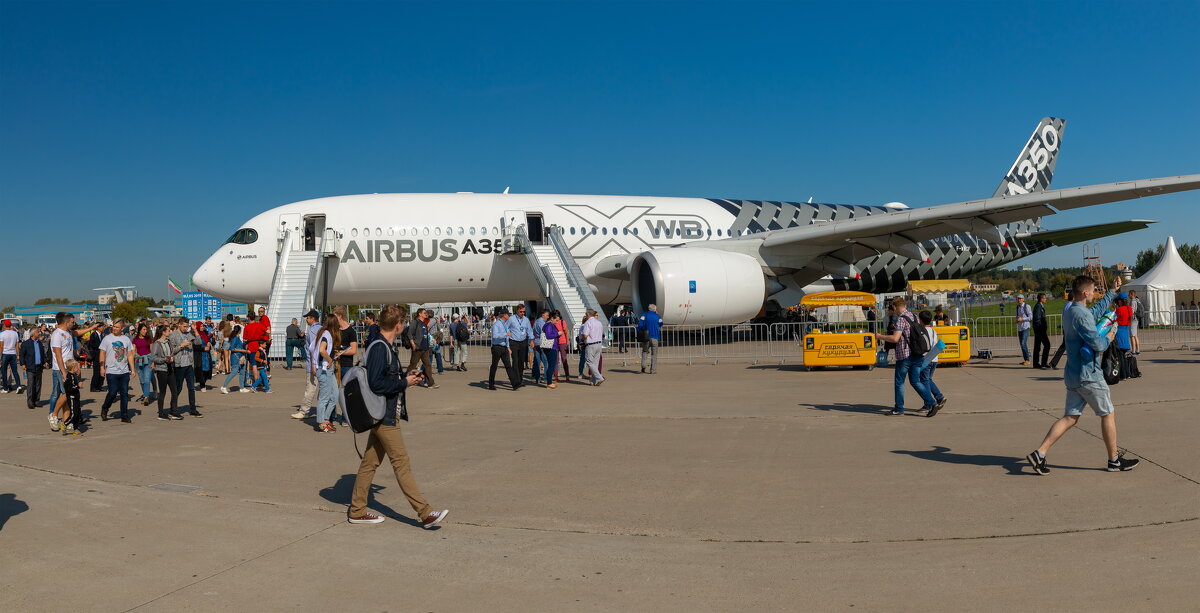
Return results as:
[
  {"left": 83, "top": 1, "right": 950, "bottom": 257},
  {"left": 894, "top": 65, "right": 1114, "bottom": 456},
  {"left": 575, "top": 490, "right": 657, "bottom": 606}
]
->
[
  {"left": 689, "top": 280, "right": 697, "bottom": 293},
  {"left": 182, "top": 292, "right": 224, "bottom": 321}
]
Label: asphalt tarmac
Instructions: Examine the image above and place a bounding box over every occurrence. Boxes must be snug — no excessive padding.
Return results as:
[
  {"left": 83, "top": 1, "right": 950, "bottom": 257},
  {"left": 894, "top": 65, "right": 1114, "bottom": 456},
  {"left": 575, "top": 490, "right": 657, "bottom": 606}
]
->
[{"left": 2, "top": 349, "right": 1198, "bottom": 611}]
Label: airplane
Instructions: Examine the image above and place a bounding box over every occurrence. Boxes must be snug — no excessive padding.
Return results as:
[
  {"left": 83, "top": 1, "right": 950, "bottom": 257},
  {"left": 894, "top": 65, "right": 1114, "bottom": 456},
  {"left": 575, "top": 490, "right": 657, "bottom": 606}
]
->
[{"left": 193, "top": 118, "right": 1200, "bottom": 326}]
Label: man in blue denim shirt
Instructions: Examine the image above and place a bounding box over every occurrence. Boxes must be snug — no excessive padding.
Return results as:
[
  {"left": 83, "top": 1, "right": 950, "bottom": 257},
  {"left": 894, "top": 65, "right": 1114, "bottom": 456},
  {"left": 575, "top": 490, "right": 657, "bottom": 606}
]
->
[
  {"left": 1026, "top": 275, "right": 1140, "bottom": 475},
  {"left": 347, "top": 304, "right": 448, "bottom": 529}
]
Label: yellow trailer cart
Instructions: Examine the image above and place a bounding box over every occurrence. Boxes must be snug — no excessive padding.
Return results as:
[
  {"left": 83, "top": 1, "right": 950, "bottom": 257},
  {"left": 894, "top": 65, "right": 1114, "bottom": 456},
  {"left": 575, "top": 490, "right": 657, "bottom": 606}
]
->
[
  {"left": 931, "top": 325, "right": 971, "bottom": 366},
  {"left": 799, "top": 291, "right": 880, "bottom": 371}
]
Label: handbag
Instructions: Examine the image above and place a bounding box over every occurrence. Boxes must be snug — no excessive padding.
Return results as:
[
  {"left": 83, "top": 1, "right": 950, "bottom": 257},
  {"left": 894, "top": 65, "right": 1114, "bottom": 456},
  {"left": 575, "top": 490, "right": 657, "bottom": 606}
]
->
[
  {"left": 637, "top": 329, "right": 650, "bottom": 343},
  {"left": 538, "top": 334, "right": 555, "bottom": 349}
]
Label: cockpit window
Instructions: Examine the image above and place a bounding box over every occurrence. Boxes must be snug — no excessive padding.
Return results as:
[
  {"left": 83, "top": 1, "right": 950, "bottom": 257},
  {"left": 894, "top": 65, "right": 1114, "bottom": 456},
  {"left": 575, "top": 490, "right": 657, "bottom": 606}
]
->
[{"left": 224, "top": 228, "right": 259, "bottom": 245}]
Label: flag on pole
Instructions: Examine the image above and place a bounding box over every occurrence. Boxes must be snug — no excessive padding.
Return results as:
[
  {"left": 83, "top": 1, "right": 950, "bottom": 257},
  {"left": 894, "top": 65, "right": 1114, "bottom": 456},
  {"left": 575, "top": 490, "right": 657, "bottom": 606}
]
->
[{"left": 167, "top": 278, "right": 183, "bottom": 294}]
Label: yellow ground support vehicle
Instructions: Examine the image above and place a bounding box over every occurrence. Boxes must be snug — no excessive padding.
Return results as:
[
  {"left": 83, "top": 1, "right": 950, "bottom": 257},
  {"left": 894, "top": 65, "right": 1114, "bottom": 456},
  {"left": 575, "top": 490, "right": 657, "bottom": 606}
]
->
[
  {"left": 930, "top": 325, "right": 971, "bottom": 365},
  {"left": 799, "top": 292, "right": 879, "bottom": 371}
]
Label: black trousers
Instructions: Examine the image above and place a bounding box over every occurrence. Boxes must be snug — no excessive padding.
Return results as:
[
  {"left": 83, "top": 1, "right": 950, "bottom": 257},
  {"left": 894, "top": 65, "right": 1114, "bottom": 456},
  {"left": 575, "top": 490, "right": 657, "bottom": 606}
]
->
[
  {"left": 25, "top": 367, "right": 42, "bottom": 408},
  {"left": 156, "top": 369, "right": 179, "bottom": 415},
  {"left": 91, "top": 356, "right": 105, "bottom": 391},
  {"left": 173, "top": 365, "right": 197, "bottom": 412},
  {"left": 489, "top": 345, "right": 520, "bottom": 389},
  {"left": 511, "top": 343, "right": 529, "bottom": 384},
  {"left": 1032, "top": 326, "right": 1051, "bottom": 367}
]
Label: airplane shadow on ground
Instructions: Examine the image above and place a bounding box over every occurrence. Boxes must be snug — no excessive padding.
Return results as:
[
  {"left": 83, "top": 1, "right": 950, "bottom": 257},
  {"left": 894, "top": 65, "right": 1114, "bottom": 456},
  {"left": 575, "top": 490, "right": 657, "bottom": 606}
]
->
[
  {"left": 891, "top": 446, "right": 1104, "bottom": 475},
  {"left": 319, "top": 474, "right": 424, "bottom": 528},
  {"left": 0, "top": 493, "right": 30, "bottom": 531}
]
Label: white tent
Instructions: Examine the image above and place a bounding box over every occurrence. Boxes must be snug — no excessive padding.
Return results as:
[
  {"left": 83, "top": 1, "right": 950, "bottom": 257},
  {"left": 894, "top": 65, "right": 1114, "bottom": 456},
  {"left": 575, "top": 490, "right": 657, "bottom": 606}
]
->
[{"left": 1125, "top": 236, "right": 1200, "bottom": 325}]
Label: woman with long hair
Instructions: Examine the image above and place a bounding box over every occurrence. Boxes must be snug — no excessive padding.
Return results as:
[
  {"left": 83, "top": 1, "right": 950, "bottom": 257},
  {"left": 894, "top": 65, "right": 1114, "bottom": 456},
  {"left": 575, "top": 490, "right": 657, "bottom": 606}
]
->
[
  {"left": 540, "top": 312, "right": 560, "bottom": 389},
  {"left": 193, "top": 321, "right": 211, "bottom": 391},
  {"left": 150, "top": 325, "right": 182, "bottom": 420},
  {"left": 552, "top": 309, "right": 571, "bottom": 383},
  {"left": 315, "top": 313, "right": 342, "bottom": 433},
  {"left": 131, "top": 323, "right": 155, "bottom": 406}
]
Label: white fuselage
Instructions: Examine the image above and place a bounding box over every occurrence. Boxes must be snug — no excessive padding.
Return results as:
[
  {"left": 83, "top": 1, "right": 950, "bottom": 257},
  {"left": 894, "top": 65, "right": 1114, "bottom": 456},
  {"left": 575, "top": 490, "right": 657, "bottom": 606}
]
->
[{"left": 193, "top": 193, "right": 747, "bottom": 306}]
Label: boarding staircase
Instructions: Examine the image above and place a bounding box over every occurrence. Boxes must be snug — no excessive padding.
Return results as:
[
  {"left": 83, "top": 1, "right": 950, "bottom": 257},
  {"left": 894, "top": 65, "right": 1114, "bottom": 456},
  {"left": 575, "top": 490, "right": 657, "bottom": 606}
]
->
[
  {"left": 510, "top": 225, "right": 605, "bottom": 347},
  {"left": 265, "top": 228, "right": 336, "bottom": 359}
]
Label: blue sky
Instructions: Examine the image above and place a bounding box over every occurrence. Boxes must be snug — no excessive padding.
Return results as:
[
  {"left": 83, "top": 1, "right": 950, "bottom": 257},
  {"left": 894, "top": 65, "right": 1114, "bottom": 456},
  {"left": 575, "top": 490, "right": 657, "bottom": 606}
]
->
[{"left": 2, "top": 1, "right": 1198, "bottom": 305}]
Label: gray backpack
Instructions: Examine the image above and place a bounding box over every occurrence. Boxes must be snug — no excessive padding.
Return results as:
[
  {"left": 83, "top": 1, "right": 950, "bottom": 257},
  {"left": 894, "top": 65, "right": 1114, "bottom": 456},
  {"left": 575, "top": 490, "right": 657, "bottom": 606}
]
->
[{"left": 340, "top": 340, "right": 393, "bottom": 433}]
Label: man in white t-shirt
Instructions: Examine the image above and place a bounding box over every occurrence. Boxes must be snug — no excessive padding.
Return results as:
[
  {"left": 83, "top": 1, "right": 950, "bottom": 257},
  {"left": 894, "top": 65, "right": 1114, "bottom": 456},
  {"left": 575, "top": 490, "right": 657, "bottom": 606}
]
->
[
  {"left": 0, "top": 319, "right": 21, "bottom": 393},
  {"left": 48, "top": 312, "right": 99, "bottom": 425},
  {"left": 99, "top": 319, "right": 137, "bottom": 423}
]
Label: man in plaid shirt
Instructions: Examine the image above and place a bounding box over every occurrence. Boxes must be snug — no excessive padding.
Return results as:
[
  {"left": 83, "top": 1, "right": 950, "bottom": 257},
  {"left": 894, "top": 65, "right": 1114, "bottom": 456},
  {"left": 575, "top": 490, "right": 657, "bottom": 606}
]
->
[{"left": 874, "top": 297, "right": 938, "bottom": 415}]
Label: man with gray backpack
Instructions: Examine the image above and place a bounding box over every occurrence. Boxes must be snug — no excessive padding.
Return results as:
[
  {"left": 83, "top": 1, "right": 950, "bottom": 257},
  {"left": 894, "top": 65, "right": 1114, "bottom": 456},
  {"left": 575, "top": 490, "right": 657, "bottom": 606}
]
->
[{"left": 343, "top": 304, "right": 449, "bottom": 529}]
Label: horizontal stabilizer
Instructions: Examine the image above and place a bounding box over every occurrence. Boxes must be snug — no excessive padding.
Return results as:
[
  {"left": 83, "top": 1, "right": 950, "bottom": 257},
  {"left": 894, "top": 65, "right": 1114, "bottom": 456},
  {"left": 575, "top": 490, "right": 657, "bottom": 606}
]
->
[{"left": 1022, "top": 220, "right": 1156, "bottom": 246}]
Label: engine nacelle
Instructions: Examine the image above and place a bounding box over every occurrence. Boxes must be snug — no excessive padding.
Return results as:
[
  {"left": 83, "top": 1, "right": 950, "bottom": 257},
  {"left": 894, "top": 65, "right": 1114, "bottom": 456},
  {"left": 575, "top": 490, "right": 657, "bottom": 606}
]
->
[{"left": 630, "top": 248, "right": 766, "bottom": 324}]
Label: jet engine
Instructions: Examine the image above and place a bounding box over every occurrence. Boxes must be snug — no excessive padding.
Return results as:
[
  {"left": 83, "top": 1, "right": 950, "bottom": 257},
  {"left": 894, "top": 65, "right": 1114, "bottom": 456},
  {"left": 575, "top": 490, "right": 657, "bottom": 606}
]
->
[{"left": 630, "top": 248, "right": 766, "bottom": 324}]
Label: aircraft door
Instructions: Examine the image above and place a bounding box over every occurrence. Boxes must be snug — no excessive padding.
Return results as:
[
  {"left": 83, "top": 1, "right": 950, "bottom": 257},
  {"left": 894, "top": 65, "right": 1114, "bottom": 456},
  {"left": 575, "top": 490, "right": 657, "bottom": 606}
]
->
[
  {"left": 303, "top": 215, "right": 326, "bottom": 252},
  {"left": 278, "top": 213, "right": 302, "bottom": 251},
  {"left": 527, "top": 213, "right": 545, "bottom": 244},
  {"left": 502, "top": 209, "right": 527, "bottom": 236}
]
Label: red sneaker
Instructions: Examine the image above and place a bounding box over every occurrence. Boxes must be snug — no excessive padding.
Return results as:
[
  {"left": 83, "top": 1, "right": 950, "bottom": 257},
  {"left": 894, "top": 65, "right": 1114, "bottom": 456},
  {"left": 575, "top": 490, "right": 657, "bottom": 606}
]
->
[
  {"left": 348, "top": 513, "right": 385, "bottom": 524},
  {"left": 422, "top": 509, "right": 449, "bottom": 529}
]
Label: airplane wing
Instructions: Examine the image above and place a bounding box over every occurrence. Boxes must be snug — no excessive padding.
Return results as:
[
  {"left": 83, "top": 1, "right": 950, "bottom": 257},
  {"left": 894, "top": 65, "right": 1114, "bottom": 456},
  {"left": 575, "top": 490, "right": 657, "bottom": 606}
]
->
[
  {"left": 726, "top": 174, "right": 1200, "bottom": 273},
  {"left": 1019, "top": 219, "right": 1156, "bottom": 246}
]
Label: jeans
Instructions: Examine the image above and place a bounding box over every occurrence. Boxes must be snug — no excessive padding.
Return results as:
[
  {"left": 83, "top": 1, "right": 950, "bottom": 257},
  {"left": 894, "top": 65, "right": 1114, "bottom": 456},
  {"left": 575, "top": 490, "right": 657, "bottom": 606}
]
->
[
  {"left": 316, "top": 369, "right": 337, "bottom": 424},
  {"left": 136, "top": 362, "right": 154, "bottom": 398},
  {"left": 532, "top": 346, "right": 546, "bottom": 381},
  {"left": 918, "top": 361, "right": 944, "bottom": 403},
  {"left": 174, "top": 365, "right": 197, "bottom": 413},
  {"left": 0, "top": 354, "right": 19, "bottom": 390},
  {"left": 1018, "top": 328, "right": 1031, "bottom": 361},
  {"left": 432, "top": 346, "right": 444, "bottom": 373},
  {"left": 222, "top": 361, "right": 244, "bottom": 389},
  {"left": 102, "top": 372, "right": 132, "bottom": 419},
  {"left": 49, "top": 369, "right": 62, "bottom": 414},
  {"left": 540, "top": 347, "right": 558, "bottom": 384},
  {"left": 894, "top": 356, "right": 936, "bottom": 411},
  {"left": 285, "top": 338, "right": 306, "bottom": 369},
  {"left": 254, "top": 364, "right": 271, "bottom": 391}
]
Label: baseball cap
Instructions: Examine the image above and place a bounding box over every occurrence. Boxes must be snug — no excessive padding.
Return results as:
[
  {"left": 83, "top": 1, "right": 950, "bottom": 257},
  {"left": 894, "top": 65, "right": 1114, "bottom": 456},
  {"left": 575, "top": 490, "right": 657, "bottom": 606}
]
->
[
  {"left": 304, "top": 309, "right": 320, "bottom": 319},
  {"left": 494, "top": 306, "right": 511, "bottom": 316},
  {"left": 1016, "top": 294, "right": 1025, "bottom": 299}
]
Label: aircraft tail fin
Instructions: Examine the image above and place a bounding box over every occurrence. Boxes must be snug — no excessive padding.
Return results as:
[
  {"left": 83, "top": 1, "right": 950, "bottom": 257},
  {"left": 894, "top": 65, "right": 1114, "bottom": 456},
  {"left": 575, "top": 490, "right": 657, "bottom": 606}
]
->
[{"left": 993, "top": 117, "right": 1066, "bottom": 198}]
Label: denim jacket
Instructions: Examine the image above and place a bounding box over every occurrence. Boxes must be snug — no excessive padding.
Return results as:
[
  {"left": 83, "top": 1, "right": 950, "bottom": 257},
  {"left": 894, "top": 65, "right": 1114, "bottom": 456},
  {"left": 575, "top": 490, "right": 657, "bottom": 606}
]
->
[{"left": 1063, "top": 291, "right": 1115, "bottom": 389}]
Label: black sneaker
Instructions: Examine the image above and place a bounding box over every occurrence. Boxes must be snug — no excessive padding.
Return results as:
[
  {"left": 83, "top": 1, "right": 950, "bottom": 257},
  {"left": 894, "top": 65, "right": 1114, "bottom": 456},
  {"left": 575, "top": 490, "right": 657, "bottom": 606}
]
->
[
  {"left": 190, "top": 411, "right": 204, "bottom": 418},
  {"left": 101, "top": 408, "right": 109, "bottom": 421},
  {"left": 889, "top": 408, "right": 904, "bottom": 415},
  {"left": 927, "top": 397, "right": 947, "bottom": 418},
  {"left": 1026, "top": 451, "right": 1050, "bottom": 475},
  {"left": 168, "top": 413, "right": 184, "bottom": 420},
  {"left": 157, "top": 413, "right": 169, "bottom": 421},
  {"left": 1107, "top": 453, "right": 1140, "bottom": 472},
  {"left": 121, "top": 417, "right": 132, "bottom": 424}
]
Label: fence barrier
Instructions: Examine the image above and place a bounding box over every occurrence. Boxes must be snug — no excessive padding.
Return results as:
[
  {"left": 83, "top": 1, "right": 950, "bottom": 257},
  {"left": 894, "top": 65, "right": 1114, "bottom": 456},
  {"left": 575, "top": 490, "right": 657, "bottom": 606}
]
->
[{"left": 340, "top": 310, "right": 1199, "bottom": 367}]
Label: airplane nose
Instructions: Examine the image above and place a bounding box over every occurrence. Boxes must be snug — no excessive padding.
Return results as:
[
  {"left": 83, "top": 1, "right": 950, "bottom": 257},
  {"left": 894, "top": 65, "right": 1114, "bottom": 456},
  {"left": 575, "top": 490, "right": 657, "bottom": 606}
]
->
[{"left": 193, "top": 259, "right": 219, "bottom": 295}]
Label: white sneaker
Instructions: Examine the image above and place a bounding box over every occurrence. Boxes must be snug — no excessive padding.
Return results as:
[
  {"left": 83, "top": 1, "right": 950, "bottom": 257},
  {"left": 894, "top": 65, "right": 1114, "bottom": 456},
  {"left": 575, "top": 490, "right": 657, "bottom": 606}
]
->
[
  {"left": 49, "top": 415, "right": 60, "bottom": 432},
  {"left": 221, "top": 387, "right": 229, "bottom": 394},
  {"left": 291, "top": 410, "right": 309, "bottom": 419},
  {"left": 263, "top": 389, "right": 274, "bottom": 394},
  {"left": 239, "top": 388, "right": 251, "bottom": 393}
]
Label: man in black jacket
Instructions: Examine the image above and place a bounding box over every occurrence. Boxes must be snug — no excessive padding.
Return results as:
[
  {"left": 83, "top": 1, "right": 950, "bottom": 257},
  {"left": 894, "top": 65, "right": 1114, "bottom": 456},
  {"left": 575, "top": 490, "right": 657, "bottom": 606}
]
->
[
  {"left": 347, "top": 304, "right": 448, "bottom": 529},
  {"left": 20, "top": 326, "right": 50, "bottom": 408},
  {"left": 1032, "top": 293, "right": 1051, "bottom": 369}
]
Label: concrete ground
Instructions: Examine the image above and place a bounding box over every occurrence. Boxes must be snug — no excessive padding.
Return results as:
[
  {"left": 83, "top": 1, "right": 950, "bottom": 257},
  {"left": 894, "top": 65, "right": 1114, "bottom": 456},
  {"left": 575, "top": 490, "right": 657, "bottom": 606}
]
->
[{"left": 1, "top": 349, "right": 1197, "bottom": 612}]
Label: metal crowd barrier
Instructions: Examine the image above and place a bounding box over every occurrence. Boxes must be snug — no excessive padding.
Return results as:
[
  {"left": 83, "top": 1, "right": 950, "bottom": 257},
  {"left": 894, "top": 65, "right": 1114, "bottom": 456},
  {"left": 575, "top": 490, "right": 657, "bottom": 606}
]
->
[{"left": 342, "top": 309, "right": 1200, "bottom": 368}]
